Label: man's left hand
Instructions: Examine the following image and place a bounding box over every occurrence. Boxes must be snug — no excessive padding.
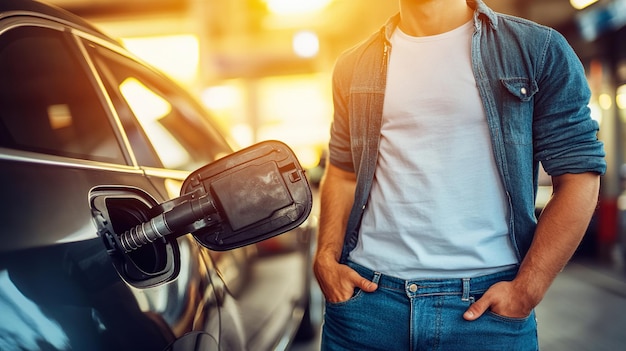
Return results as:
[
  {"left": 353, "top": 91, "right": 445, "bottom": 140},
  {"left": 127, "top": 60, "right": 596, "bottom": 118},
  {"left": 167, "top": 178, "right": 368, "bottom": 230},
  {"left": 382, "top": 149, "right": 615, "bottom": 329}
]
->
[{"left": 462, "top": 280, "right": 537, "bottom": 321}]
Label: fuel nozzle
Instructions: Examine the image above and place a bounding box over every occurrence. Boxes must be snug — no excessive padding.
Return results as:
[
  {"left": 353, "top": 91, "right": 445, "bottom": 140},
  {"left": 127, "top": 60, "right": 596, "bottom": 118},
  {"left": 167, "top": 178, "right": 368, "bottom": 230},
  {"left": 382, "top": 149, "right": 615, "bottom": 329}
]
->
[{"left": 118, "top": 193, "right": 217, "bottom": 253}]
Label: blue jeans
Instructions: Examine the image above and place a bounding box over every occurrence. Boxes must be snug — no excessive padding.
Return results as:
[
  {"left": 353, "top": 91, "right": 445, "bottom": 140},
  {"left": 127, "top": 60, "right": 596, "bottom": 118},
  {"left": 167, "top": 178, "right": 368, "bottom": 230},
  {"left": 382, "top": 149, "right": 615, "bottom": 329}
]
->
[{"left": 321, "top": 261, "right": 538, "bottom": 350}]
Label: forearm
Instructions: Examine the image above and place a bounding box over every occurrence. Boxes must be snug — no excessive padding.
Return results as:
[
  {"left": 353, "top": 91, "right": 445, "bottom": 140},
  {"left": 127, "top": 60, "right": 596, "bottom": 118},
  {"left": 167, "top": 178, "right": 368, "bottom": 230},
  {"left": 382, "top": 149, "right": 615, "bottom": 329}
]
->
[
  {"left": 464, "top": 172, "right": 601, "bottom": 320},
  {"left": 313, "top": 163, "right": 378, "bottom": 301},
  {"left": 315, "top": 163, "right": 357, "bottom": 264},
  {"left": 515, "top": 172, "right": 601, "bottom": 305}
]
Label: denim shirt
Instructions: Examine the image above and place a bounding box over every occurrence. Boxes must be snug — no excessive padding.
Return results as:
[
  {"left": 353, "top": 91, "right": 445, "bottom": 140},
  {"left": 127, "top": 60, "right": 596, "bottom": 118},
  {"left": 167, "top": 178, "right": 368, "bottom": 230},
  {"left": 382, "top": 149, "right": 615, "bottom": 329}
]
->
[{"left": 329, "top": 0, "right": 607, "bottom": 264}]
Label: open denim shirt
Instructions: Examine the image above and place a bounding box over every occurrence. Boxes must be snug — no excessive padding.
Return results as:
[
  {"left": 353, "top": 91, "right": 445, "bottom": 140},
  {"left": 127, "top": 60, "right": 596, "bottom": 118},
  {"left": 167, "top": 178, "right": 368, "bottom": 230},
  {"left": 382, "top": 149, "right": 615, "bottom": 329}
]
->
[{"left": 328, "top": 0, "right": 607, "bottom": 263}]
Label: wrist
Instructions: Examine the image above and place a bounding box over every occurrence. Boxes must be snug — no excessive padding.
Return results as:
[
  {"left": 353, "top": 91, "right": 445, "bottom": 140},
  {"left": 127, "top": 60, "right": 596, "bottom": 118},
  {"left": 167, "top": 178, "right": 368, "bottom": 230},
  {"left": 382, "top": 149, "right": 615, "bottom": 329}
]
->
[
  {"left": 314, "top": 250, "right": 340, "bottom": 266},
  {"left": 510, "top": 273, "right": 547, "bottom": 310}
]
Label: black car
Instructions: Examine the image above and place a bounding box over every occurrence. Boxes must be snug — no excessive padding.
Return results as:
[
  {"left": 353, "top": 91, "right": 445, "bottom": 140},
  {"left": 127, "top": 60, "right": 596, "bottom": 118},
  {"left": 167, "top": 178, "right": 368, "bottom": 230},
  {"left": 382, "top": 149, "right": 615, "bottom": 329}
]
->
[{"left": 0, "top": 1, "right": 316, "bottom": 350}]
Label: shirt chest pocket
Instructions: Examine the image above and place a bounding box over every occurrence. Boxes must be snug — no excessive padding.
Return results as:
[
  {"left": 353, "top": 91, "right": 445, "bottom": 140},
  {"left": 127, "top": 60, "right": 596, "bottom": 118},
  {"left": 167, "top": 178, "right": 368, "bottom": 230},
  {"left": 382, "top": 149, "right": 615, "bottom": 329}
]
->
[{"left": 499, "top": 78, "right": 538, "bottom": 145}]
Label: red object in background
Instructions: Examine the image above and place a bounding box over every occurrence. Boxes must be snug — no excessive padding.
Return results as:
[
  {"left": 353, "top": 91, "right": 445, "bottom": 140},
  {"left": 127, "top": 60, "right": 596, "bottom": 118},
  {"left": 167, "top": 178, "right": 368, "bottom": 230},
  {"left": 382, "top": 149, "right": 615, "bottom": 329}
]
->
[{"left": 597, "top": 197, "right": 618, "bottom": 244}]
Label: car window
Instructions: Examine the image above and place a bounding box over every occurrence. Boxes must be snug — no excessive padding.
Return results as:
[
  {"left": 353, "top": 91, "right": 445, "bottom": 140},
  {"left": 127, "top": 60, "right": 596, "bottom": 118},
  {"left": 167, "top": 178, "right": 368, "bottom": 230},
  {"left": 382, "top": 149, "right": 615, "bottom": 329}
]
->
[
  {"left": 89, "top": 44, "right": 232, "bottom": 171},
  {"left": 0, "top": 26, "right": 125, "bottom": 164}
]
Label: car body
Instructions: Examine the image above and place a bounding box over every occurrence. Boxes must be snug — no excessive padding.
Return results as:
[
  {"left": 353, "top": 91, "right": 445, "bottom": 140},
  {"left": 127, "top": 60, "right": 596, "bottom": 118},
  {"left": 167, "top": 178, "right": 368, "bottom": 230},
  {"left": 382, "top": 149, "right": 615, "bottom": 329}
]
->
[{"left": 0, "top": 1, "right": 315, "bottom": 350}]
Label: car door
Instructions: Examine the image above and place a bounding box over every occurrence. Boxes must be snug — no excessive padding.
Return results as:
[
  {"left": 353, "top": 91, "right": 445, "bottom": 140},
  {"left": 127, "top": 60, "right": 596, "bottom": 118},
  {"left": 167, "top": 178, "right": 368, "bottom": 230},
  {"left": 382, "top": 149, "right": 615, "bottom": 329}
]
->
[{"left": 0, "top": 20, "right": 187, "bottom": 350}]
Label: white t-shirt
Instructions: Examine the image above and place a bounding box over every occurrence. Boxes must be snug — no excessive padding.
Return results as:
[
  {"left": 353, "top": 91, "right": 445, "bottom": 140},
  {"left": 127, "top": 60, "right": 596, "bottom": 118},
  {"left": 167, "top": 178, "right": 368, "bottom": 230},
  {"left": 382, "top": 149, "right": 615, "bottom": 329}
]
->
[{"left": 349, "top": 21, "right": 519, "bottom": 279}]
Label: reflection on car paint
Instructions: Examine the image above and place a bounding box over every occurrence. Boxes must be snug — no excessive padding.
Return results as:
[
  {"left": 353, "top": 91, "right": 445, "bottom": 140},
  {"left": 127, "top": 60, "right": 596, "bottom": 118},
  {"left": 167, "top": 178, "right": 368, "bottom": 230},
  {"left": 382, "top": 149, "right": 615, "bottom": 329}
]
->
[{"left": 0, "top": 270, "right": 70, "bottom": 350}]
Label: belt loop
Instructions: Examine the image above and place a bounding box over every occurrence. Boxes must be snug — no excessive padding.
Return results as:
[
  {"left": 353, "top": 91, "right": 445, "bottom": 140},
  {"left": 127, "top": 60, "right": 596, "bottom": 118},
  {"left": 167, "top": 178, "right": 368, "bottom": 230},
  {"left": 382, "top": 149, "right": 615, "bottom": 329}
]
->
[
  {"left": 372, "top": 271, "right": 382, "bottom": 284},
  {"left": 461, "top": 278, "right": 470, "bottom": 301}
]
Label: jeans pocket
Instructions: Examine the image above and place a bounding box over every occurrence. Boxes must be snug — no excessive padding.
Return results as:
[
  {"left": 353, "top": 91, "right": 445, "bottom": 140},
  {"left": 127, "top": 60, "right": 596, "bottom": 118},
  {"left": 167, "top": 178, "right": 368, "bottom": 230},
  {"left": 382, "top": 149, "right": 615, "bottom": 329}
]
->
[
  {"left": 325, "top": 288, "right": 363, "bottom": 307},
  {"left": 485, "top": 310, "right": 531, "bottom": 323},
  {"left": 464, "top": 310, "right": 538, "bottom": 351}
]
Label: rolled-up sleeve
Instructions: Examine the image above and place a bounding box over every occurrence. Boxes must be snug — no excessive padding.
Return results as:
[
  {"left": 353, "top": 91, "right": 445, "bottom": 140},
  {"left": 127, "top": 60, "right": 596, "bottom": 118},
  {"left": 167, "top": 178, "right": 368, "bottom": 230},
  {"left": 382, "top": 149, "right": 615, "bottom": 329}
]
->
[
  {"left": 328, "top": 54, "right": 356, "bottom": 173},
  {"left": 532, "top": 29, "right": 606, "bottom": 176}
]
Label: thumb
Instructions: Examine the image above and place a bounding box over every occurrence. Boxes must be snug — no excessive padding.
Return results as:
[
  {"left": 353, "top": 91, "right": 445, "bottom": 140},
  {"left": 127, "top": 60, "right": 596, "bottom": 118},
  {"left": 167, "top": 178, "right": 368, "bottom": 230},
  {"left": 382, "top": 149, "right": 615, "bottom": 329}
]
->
[
  {"left": 463, "top": 297, "right": 490, "bottom": 321},
  {"left": 352, "top": 273, "right": 378, "bottom": 293}
]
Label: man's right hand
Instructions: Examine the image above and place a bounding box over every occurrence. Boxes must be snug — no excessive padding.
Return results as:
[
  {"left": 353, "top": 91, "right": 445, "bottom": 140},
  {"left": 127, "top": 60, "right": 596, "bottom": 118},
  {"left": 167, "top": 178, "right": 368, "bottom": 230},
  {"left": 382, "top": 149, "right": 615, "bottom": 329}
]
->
[
  {"left": 313, "top": 256, "right": 378, "bottom": 303},
  {"left": 314, "top": 163, "right": 375, "bottom": 302}
]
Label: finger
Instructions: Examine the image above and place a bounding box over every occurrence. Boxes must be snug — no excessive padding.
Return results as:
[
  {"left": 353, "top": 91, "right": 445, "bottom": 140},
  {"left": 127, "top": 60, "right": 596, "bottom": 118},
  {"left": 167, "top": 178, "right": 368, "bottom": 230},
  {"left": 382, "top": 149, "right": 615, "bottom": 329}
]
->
[
  {"left": 349, "top": 271, "right": 378, "bottom": 292},
  {"left": 463, "top": 296, "right": 490, "bottom": 321},
  {"left": 357, "top": 277, "right": 378, "bottom": 292}
]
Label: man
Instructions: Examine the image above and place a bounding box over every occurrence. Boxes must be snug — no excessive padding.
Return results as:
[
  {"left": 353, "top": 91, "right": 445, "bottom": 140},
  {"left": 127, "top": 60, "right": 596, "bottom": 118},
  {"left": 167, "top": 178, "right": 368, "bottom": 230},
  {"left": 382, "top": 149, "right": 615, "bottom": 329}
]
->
[{"left": 313, "top": 0, "right": 606, "bottom": 350}]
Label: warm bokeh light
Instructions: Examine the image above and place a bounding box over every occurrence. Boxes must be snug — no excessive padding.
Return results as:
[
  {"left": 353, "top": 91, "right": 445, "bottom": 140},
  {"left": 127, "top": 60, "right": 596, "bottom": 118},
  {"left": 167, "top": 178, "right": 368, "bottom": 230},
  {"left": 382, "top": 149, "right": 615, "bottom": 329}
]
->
[
  {"left": 570, "top": 0, "right": 599, "bottom": 10},
  {"left": 617, "top": 84, "right": 626, "bottom": 110},
  {"left": 292, "top": 31, "right": 319, "bottom": 58},
  {"left": 200, "top": 75, "right": 332, "bottom": 168},
  {"left": 201, "top": 85, "right": 242, "bottom": 111},
  {"left": 294, "top": 146, "right": 323, "bottom": 170},
  {"left": 200, "top": 81, "right": 249, "bottom": 146},
  {"left": 121, "top": 35, "right": 199, "bottom": 85},
  {"left": 230, "top": 123, "right": 255, "bottom": 148},
  {"left": 264, "top": 0, "right": 333, "bottom": 15},
  {"left": 256, "top": 74, "right": 332, "bottom": 168},
  {"left": 599, "top": 93, "right": 613, "bottom": 110},
  {"left": 617, "top": 85, "right": 626, "bottom": 124}
]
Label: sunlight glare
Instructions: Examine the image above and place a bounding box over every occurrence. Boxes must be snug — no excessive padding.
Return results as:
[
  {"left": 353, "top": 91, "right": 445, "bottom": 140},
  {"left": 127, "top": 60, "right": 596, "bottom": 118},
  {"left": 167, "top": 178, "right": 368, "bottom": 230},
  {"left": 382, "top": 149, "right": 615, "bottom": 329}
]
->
[
  {"left": 264, "top": 0, "right": 333, "bottom": 15},
  {"left": 122, "top": 35, "right": 199, "bottom": 85},
  {"left": 201, "top": 86, "right": 241, "bottom": 111},
  {"left": 570, "top": 0, "right": 598, "bottom": 10},
  {"left": 119, "top": 78, "right": 191, "bottom": 168},
  {"left": 293, "top": 31, "right": 319, "bottom": 58}
]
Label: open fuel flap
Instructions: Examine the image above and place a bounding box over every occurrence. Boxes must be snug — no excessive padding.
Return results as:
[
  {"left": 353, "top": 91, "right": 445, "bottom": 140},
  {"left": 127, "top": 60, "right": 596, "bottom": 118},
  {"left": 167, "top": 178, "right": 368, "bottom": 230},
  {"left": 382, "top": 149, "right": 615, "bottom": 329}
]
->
[{"left": 89, "top": 140, "right": 312, "bottom": 286}]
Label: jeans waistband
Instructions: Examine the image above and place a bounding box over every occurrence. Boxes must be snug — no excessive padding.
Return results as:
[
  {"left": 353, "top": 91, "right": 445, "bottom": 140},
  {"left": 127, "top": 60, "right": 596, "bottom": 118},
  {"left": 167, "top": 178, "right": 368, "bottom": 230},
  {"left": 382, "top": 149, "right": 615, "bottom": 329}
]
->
[{"left": 347, "top": 260, "right": 518, "bottom": 300}]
